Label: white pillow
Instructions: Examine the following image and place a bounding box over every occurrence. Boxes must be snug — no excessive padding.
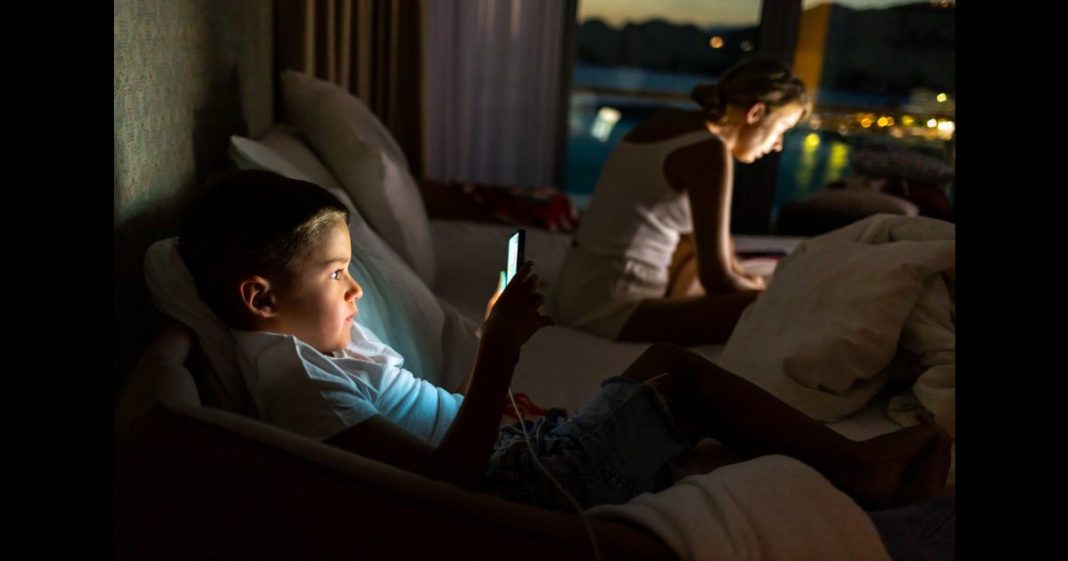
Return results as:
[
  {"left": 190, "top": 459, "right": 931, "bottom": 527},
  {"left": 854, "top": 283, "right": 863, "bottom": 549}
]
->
[
  {"left": 143, "top": 238, "right": 252, "bottom": 414},
  {"left": 718, "top": 231, "right": 954, "bottom": 422},
  {"left": 799, "top": 189, "right": 919, "bottom": 217},
  {"left": 232, "top": 126, "right": 345, "bottom": 191},
  {"left": 229, "top": 132, "right": 360, "bottom": 218},
  {"left": 144, "top": 200, "right": 478, "bottom": 409},
  {"left": 280, "top": 71, "right": 436, "bottom": 286},
  {"left": 281, "top": 71, "right": 409, "bottom": 171}
]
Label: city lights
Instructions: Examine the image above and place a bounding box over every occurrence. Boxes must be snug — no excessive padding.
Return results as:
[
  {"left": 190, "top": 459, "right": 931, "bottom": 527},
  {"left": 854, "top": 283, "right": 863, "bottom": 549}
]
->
[
  {"left": 803, "top": 133, "right": 821, "bottom": 150},
  {"left": 799, "top": 108, "right": 953, "bottom": 143},
  {"left": 563, "top": 0, "right": 955, "bottom": 205},
  {"left": 590, "top": 107, "right": 621, "bottom": 141},
  {"left": 827, "top": 143, "right": 849, "bottom": 181}
]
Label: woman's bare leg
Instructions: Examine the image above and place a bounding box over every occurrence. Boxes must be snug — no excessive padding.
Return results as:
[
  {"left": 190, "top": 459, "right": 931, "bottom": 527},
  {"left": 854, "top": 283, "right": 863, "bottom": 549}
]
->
[
  {"left": 618, "top": 291, "right": 760, "bottom": 346},
  {"left": 620, "top": 343, "right": 952, "bottom": 510}
]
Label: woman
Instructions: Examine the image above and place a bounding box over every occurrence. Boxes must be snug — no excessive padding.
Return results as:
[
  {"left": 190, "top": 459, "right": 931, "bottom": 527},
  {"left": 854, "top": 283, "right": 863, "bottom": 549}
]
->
[{"left": 551, "top": 57, "right": 810, "bottom": 346}]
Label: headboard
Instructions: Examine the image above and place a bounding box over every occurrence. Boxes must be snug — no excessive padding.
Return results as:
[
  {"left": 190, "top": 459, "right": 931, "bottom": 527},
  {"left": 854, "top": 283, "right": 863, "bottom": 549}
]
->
[{"left": 114, "top": 0, "right": 274, "bottom": 392}]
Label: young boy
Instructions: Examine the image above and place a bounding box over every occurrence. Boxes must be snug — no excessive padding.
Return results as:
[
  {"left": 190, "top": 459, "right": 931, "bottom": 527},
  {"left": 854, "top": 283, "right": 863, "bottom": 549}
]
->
[{"left": 177, "top": 169, "right": 950, "bottom": 512}]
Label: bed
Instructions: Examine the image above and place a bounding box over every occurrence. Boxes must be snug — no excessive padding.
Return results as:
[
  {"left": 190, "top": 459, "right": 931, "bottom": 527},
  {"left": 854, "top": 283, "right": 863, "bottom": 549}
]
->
[
  {"left": 428, "top": 219, "right": 945, "bottom": 454},
  {"left": 428, "top": 219, "right": 793, "bottom": 411},
  {"left": 119, "top": 68, "right": 954, "bottom": 561},
  {"left": 220, "top": 70, "right": 954, "bottom": 459}
]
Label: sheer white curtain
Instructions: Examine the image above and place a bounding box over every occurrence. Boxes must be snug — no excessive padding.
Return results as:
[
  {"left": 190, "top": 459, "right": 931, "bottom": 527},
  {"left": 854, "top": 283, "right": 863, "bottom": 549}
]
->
[{"left": 423, "top": 0, "right": 567, "bottom": 187}]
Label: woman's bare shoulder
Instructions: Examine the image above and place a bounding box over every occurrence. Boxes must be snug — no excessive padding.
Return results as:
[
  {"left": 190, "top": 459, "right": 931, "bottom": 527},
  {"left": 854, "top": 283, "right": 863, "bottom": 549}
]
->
[
  {"left": 663, "top": 134, "right": 728, "bottom": 193},
  {"left": 624, "top": 109, "right": 708, "bottom": 143}
]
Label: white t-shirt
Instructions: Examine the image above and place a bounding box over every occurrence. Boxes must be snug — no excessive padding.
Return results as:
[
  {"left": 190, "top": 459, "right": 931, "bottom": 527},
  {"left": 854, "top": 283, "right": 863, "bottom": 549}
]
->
[{"left": 232, "top": 322, "right": 463, "bottom": 445}]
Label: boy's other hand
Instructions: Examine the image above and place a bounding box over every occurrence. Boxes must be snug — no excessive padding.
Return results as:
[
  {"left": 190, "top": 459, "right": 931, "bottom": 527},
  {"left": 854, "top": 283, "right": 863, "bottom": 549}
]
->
[{"left": 481, "top": 261, "right": 554, "bottom": 353}]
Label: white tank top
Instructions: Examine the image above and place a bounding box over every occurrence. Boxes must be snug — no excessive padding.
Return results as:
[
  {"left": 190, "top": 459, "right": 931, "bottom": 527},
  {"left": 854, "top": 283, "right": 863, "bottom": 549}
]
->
[{"left": 576, "top": 129, "right": 715, "bottom": 270}]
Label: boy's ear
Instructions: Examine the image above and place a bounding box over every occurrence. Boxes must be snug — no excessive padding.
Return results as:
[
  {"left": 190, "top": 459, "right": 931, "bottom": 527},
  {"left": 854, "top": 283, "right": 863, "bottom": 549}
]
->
[
  {"left": 745, "top": 102, "right": 767, "bottom": 124},
  {"left": 239, "top": 276, "right": 279, "bottom": 319}
]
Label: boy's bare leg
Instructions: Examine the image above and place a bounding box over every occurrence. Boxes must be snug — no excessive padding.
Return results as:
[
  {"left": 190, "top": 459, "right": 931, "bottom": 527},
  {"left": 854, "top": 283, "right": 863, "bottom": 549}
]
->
[
  {"left": 618, "top": 291, "right": 760, "bottom": 346},
  {"left": 621, "top": 343, "right": 952, "bottom": 510},
  {"left": 891, "top": 412, "right": 953, "bottom": 507}
]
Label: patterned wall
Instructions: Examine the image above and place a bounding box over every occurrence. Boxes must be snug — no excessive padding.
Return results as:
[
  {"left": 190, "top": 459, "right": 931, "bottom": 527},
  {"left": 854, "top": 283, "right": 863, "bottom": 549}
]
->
[{"left": 114, "top": 0, "right": 273, "bottom": 389}]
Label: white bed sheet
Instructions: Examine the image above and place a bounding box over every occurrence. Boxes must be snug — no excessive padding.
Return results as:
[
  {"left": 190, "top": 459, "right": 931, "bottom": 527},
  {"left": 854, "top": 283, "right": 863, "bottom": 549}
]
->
[
  {"left": 428, "top": 219, "right": 917, "bottom": 445},
  {"left": 429, "top": 220, "right": 807, "bottom": 322}
]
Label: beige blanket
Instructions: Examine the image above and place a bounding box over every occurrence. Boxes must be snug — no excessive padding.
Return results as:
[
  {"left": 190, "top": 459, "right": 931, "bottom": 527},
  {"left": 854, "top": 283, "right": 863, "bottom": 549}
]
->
[{"left": 589, "top": 455, "right": 890, "bottom": 561}]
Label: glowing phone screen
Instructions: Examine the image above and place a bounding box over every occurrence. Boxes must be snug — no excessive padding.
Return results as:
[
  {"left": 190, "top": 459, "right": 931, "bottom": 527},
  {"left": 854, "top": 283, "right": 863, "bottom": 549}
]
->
[{"left": 506, "top": 229, "right": 524, "bottom": 285}]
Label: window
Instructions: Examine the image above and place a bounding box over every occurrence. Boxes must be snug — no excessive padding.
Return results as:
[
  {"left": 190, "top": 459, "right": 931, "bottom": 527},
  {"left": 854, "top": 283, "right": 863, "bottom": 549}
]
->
[
  {"left": 565, "top": 0, "right": 763, "bottom": 208},
  {"left": 563, "top": 0, "right": 956, "bottom": 230},
  {"left": 775, "top": 0, "right": 956, "bottom": 225}
]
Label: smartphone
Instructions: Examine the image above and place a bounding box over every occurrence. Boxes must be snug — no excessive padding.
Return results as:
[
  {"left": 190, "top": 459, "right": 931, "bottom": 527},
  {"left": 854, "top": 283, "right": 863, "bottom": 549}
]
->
[{"left": 505, "top": 229, "right": 526, "bottom": 285}]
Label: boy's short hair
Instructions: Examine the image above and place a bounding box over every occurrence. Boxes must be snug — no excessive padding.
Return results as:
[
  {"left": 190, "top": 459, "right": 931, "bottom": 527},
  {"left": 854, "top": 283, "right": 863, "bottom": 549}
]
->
[{"left": 178, "top": 169, "right": 349, "bottom": 328}]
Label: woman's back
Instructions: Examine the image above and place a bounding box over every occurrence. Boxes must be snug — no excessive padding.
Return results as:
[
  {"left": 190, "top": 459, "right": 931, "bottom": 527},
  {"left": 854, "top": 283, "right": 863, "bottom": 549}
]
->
[
  {"left": 623, "top": 108, "right": 706, "bottom": 143},
  {"left": 576, "top": 111, "right": 715, "bottom": 270}
]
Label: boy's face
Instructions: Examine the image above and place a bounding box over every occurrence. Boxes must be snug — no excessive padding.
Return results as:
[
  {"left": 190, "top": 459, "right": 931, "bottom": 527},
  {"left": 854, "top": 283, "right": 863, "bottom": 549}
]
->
[{"left": 271, "top": 219, "right": 363, "bottom": 353}]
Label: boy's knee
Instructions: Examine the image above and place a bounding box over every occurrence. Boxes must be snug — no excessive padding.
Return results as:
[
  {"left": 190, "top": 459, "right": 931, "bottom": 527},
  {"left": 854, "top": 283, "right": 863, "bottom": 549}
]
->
[
  {"left": 633, "top": 343, "right": 694, "bottom": 381},
  {"left": 646, "top": 342, "right": 687, "bottom": 361}
]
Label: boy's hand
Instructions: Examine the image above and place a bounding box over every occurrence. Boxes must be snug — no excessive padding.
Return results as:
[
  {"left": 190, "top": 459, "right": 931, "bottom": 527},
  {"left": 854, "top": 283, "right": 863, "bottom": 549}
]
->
[{"left": 481, "top": 261, "right": 554, "bottom": 354}]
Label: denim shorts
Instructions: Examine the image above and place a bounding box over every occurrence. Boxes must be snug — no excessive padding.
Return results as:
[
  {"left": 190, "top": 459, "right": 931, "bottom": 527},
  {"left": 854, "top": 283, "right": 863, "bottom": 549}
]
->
[
  {"left": 868, "top": 493, "right": 955, "bottom": 561},
  {"left": 482, "top": 376, "right": 691, "bottom": 511}
]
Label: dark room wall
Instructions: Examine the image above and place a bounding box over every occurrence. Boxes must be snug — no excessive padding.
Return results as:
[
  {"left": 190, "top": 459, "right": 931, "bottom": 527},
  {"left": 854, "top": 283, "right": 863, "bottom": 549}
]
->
[{"left": 114, "top": 0, "right": 273, "bottom": 393}]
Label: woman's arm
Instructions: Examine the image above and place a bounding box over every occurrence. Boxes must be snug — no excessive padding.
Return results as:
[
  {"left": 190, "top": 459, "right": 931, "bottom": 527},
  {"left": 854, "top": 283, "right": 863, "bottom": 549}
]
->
[
  {"left": 327, "top": 262, "right": 553, "bottom": 489},
  {"left": 672, "top": 140, "right": 765, "bottom": 293}
]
